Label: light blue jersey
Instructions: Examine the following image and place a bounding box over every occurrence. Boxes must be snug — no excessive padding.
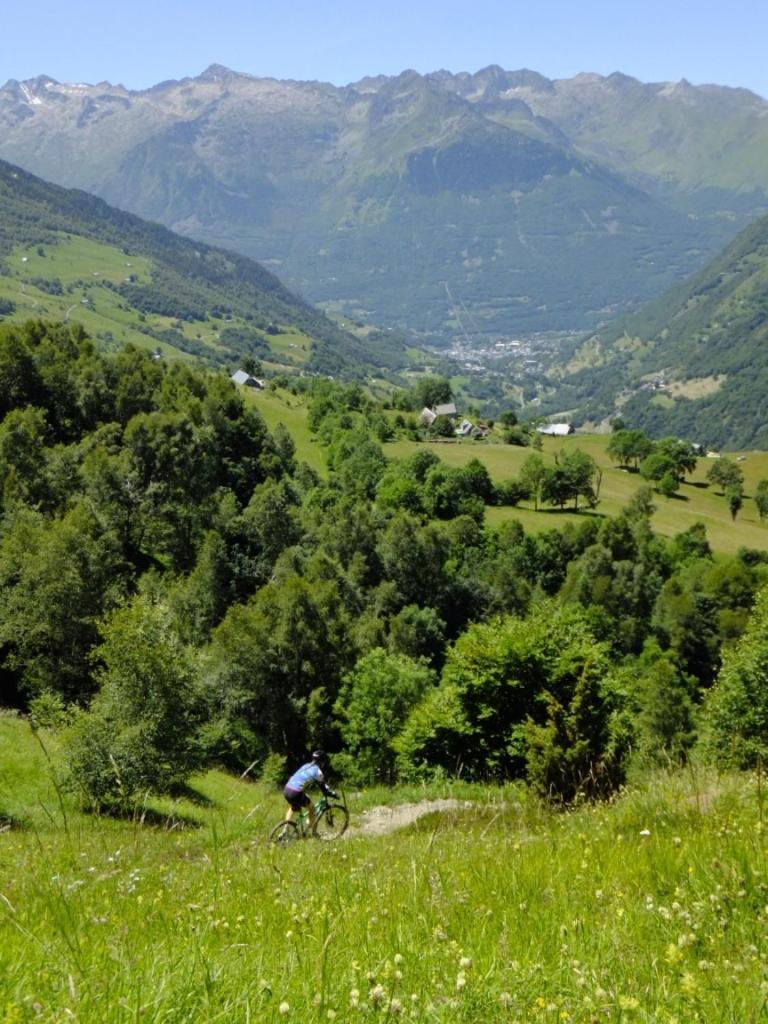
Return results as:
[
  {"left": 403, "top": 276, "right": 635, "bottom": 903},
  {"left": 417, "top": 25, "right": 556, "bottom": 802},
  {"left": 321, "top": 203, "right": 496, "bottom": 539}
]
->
[{"left": 286, "top": 762, "right": 324, "bottom": 793}]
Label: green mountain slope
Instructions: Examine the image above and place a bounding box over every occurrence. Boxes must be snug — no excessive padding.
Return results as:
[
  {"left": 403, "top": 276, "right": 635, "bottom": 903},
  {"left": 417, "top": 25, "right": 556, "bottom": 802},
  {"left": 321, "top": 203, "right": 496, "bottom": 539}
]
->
[
  {"left": 1, "top": 66, "right": 756, "bottom": 338},
  {"left": 0, "top": 158, "right": 404, "bottom": 376},
  {"left": 547, "top": 213, "right": 768, "bottom": 448}
]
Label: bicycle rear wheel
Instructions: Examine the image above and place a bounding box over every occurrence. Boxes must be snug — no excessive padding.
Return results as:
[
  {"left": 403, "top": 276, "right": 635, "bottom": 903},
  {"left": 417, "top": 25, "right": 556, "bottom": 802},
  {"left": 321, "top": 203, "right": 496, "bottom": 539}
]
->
[
  {"left": 314, "top": 803, "right": 349, "bottom": 840},
  {"left": 269, "top": 820, "right": 300, "bottom": 847}
]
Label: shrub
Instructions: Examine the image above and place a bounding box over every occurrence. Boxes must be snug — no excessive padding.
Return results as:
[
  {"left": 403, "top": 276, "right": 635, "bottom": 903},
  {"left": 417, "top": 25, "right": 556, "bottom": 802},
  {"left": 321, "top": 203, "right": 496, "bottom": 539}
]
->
[
  {"left": 260, "top": 752, "right": 288, "bottom": 789},
  {"left": 66, "top": 596, "right": 205, "bottom": 808},
  {"left": 395, "top": 605, "right": 629, "bottom": 800},
  {"left": 702, "top": 583, "right": 768, "bottom": 769},
  {"left": 334, "top": 648, "right": 435, "bottom": 785}
]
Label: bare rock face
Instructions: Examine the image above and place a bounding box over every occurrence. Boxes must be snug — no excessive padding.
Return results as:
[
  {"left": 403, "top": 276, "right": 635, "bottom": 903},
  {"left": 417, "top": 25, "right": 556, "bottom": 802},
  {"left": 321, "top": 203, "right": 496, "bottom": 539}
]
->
[{"left": 1, "top": 64, "right": 767, "bottom": 336}]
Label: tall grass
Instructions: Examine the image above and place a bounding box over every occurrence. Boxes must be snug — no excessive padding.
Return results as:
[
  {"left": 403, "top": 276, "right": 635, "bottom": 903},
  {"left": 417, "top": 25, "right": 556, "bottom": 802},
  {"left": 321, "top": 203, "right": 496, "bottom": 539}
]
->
[{"left": 1, "top": 716, "right": 766, "bottom": 1022}]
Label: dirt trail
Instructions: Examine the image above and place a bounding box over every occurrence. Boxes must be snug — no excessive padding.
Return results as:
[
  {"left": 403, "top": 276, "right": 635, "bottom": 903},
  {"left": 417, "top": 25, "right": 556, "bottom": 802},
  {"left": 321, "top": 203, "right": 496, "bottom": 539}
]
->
[{"left": 347, "top": 799, "right": 472, "bottom": 838}]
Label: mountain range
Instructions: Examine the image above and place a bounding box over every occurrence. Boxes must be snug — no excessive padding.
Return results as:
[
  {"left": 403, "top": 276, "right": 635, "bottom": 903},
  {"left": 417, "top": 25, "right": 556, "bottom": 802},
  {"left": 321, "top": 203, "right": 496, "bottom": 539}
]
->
[{"left": 3, "top": 65, "right": 768, "bottom": 339}]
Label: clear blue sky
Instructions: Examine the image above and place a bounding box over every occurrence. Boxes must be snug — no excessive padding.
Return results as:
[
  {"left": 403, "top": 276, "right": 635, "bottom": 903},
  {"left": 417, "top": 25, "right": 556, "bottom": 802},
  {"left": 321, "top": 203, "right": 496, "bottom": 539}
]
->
[{"left": 1, "top": 0, "right": 766, "bottom": 98}]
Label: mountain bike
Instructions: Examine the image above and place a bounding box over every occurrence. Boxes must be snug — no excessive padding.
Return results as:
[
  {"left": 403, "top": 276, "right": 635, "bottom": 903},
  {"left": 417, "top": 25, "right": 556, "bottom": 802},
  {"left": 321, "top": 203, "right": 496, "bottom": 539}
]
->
[{"left": 269, "top": 790, "right": 349, "bottom": 846}]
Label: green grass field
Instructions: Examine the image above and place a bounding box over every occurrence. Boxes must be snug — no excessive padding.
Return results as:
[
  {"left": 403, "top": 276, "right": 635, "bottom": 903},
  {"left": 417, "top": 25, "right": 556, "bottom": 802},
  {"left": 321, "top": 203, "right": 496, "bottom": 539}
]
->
[
  {"left": 245, "top": 388, "right": 327, "bottom": 474},
  {"left": 1, "top": 712, "right": 767, "bottom": 1022},
  {"left": 0, "top": 234, "right": 316, "bottom": 368},
  {"left": 239, "top": 389, "right": 768, "bottom": 556}
]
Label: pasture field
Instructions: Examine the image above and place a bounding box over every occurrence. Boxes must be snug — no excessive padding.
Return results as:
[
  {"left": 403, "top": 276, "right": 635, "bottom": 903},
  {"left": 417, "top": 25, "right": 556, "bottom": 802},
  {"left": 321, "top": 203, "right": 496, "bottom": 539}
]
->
[
  {"left": 0, "top": 235, "right": 315, "bottom": 367},
  {"left": 1, "top": 713, "right": 767, "bottom": 1023},
  {"left": 243, "top": 388, "right": 768, "bottom": 556},
  {"left": 245, "top": 388, "right": 327, "bottom": 474}
]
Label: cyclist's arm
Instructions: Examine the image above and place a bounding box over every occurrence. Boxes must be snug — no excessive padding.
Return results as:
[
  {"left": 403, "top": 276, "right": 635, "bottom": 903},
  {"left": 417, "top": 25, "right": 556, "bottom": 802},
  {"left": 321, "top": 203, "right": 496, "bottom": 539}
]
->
[{"left": 318, "top": 776, "right": 337, "bottom": 799}]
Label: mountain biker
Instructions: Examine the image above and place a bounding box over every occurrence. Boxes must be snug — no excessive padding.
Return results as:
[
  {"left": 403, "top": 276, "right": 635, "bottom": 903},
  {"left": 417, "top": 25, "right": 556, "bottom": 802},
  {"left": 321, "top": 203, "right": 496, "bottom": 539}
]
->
[{"left": 283, "top": 750, "right": 336, "bottom": 833}]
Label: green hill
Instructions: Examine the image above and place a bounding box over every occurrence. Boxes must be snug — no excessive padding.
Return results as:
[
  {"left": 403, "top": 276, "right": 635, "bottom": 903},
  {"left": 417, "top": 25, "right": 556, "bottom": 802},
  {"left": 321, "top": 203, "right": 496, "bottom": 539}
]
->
[
  {"left": 545, "top": 211, "right": 768, "bottom": 448},
  {"left": 0, "top": 158, "right": 406, "bottom": 377}
]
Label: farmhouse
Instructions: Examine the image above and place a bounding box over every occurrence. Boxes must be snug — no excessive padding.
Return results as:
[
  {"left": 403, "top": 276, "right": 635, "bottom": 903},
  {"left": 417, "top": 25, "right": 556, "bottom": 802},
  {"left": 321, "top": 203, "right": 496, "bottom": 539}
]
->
[
  {"left": 536, "top": 422, "right": 573, "bottom": 437},
  {"left": 419, "top": 402, "right": 458, "bottom": 427},
  {"left": 230, "top": 370, "right": 264, "bottom": 389}
]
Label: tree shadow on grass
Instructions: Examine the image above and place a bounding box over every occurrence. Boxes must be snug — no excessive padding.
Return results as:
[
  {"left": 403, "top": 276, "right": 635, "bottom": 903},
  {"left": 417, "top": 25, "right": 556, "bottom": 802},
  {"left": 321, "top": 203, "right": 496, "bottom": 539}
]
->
[
  {"left": 534, "top": 508, "right": 608, "bottom": 519},
  {"left": 89, "top": 802, "right": 203, "bottom": 830},
  {"left": 131, "top": 807, "right": 203, "bottom": 830},
  {"left": 167, "top": 781, "right": 214, "bottom": 808},
  {"left": 0, "top": 812, "right": 29, "bottom": 832}
]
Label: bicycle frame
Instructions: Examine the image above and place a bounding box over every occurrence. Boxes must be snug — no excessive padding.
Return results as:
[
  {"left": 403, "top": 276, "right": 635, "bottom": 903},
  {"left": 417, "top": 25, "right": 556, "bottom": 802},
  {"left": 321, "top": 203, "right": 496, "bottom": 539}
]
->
[{"left": 270, "top": 787, "right": 349, "bottom": 845}]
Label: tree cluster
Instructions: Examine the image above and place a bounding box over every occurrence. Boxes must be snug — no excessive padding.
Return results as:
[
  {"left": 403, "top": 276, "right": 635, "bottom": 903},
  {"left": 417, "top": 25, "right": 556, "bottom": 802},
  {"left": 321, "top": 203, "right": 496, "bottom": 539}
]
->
[{"left": 0, "top": 322, "right": 765, "bottom": 807}]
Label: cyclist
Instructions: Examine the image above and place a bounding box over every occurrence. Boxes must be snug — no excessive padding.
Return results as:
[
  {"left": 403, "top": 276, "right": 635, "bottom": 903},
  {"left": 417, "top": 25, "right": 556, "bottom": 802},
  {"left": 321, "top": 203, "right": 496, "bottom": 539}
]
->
[{"left": 283, "top": 750, "right": 336, "bottom": 833}]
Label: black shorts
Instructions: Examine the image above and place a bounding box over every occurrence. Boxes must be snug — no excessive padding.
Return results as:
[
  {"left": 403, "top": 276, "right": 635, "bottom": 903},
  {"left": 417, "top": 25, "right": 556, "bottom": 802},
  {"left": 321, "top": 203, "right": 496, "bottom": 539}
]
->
[{"left": 284, "top": 787, "right": 310, "bottom": 810}]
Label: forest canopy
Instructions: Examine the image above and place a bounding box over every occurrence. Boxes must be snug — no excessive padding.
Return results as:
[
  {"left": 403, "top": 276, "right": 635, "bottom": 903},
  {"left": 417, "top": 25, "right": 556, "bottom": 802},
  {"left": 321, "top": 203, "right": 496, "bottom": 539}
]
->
[{"left": 0, "top": 320, "right": 766, "bottom": 806}]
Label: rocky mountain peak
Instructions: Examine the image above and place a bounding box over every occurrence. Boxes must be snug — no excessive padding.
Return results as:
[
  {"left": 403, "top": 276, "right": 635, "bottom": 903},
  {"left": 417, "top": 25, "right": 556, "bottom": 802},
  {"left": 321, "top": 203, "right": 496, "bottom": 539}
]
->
[{"left": 197, "top": 64, "right": 246, "bottom": 84}]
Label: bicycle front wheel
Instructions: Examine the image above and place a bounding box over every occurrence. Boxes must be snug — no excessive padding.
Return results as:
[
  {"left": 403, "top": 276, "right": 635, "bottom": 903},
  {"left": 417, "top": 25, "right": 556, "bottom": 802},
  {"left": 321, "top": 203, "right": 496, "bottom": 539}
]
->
[
  {"left": 269, "top": 820, "right": 300, "bottom": 847},
  {"left": 314, "top": 803, "right": 349, "bottom": 840}
]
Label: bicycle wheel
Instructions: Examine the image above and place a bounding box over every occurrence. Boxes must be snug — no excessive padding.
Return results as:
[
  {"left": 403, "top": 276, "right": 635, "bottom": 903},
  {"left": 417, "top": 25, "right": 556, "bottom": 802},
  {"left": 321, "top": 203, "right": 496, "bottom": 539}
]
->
[
  {"left": 269, "top": 820, "right": 300, "bottom": 847},
  {"left": 314, "top": 803, "right": 349, "bottom": 840}
]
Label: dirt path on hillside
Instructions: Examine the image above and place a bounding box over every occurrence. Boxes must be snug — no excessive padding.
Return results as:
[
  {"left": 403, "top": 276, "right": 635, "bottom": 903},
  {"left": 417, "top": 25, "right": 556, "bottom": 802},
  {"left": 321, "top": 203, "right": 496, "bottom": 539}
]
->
[{"left": 347, "top": 799, "right": 472, "bottom": 838}]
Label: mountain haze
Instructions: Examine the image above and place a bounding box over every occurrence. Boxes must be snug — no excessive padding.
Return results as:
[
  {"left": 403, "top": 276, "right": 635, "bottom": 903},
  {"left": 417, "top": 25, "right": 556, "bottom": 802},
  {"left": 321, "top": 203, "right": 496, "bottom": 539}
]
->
[{"left": 3, "top": 65, "right": 766, "bottom": 338}]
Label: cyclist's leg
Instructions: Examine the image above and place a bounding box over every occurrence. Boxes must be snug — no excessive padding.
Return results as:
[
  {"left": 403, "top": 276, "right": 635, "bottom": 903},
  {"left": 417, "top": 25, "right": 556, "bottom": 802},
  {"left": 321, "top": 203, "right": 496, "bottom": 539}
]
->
[{"left": 284, "top": 788, "right": 310, "bottom": 823}]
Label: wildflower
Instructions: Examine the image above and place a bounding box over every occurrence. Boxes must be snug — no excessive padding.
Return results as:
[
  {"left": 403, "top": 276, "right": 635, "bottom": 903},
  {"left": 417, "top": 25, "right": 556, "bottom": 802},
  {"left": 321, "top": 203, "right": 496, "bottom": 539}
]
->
[
  {"left": 499, "top": 992, "right": 513, "bottom": 1008},
  {"left": 664, "top": 944, "right": 683, "bottom": 965},
  {"left": 279, "top": 1002, "right": 290, "bottom": 1015},
  {"left": 639, "top": 829, "right": 651, "bottom": 837},
  {"left": 680, "top": 973, "right": 699, "bottom": 996},
  {"left": 369, "top": 985, "right": 386, "bottom": 1005},
  {"left": 459, "top": 956, "right": 472, "bottom": 970},
  {"left": 389, "top": 998, "right": 404, "bottom": 1015},
  {"left": 394, "top": 953, "right": 404, "bottom": 965},
  {"left": 455, "top": 974, "right": 466, "bottom": 992},
  {"left": 618, "top": 995, "right": 640, "bottom": 1010}
]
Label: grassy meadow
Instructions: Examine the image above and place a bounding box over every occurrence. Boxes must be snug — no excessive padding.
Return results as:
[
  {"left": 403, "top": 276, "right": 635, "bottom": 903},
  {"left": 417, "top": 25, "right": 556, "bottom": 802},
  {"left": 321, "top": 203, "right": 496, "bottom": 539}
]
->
[
  {"left": 0, "top": 235, "right": 315, "bottom": 367},
  {"left": 2, "top": 713, "right": 767, "bottom": 1022},
  {"left": 245, "top": 389, "right": 768, "bottom": 556}
]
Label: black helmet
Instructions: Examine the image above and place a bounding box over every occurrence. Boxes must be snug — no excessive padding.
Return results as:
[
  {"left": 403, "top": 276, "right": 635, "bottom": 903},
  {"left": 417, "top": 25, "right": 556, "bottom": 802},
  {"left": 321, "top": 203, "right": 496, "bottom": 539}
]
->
[{"left": 311, "top": 749, "right": 326, "bottom": 763}]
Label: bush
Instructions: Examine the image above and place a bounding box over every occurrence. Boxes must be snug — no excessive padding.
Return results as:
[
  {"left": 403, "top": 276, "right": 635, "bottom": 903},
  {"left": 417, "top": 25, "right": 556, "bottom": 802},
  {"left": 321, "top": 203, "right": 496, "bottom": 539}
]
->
[
  {"left": 65, "top": 596, "right": 205, "bottom": 808},
  {"left": 702, "top": 583, "right": 768, "bottom": 769},
  {"left": 260, "top": 752, "right": 288, "bottom": 789},
  {"left": 495, "top": 479, "right": 530, "bottom": 507},
  {"left": 28, "top": 691, "right": 69, "bottom": 731},
  {"left": 395, "top": 605, "right": 629, "bottom": 800},
  {"left": 334, "top": 648, "right": 435, "bottom": 785}
]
